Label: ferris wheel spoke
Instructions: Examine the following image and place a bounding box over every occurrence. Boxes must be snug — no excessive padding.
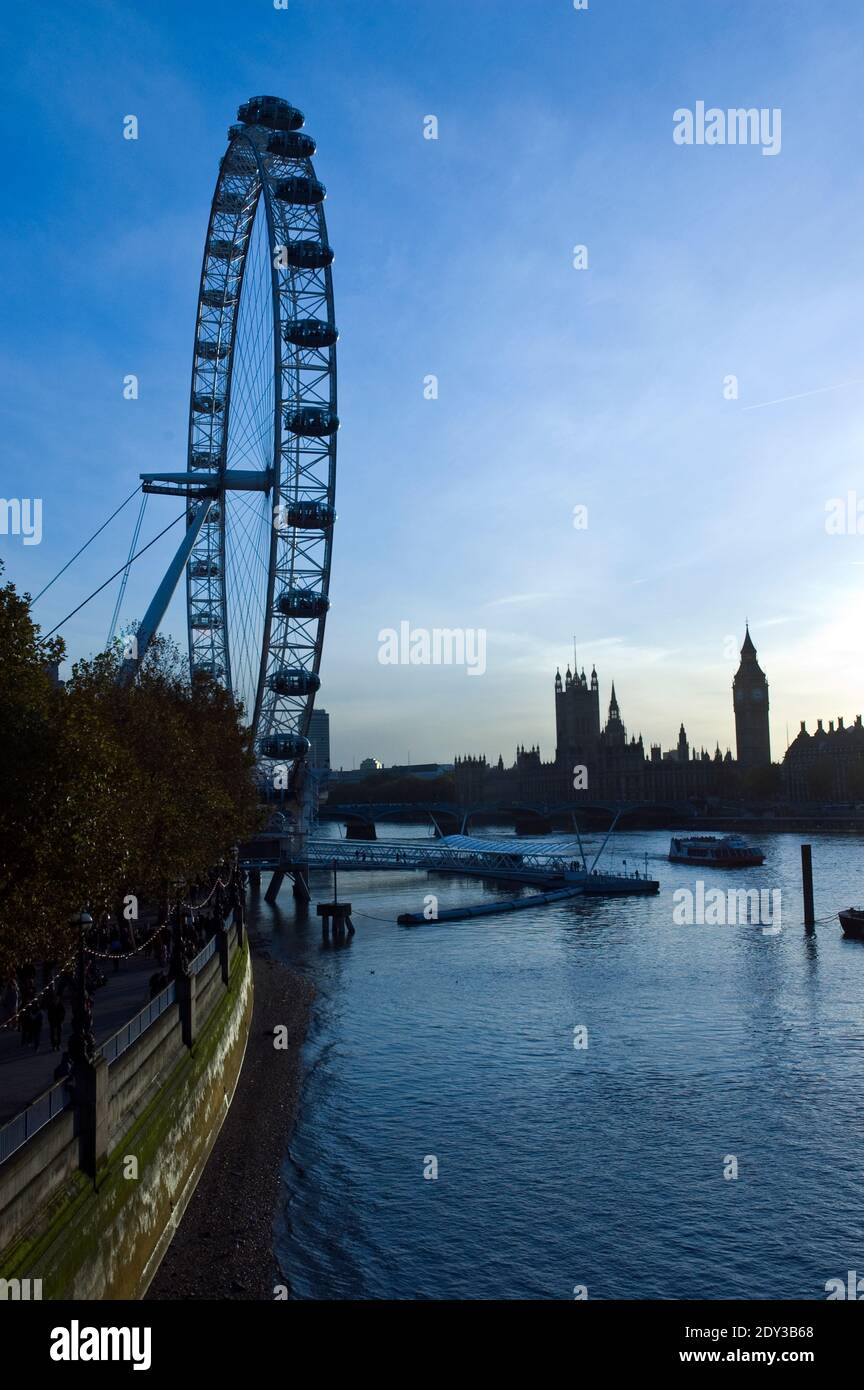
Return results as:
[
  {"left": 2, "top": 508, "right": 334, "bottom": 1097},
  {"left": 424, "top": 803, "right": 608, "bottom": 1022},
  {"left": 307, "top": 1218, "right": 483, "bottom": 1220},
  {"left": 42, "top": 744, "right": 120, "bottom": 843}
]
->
[
  {"left": 231, "top": 289, "right": 269, "bottom": 426},
  {"left": 185, "top": 95, "right": 337, "bottom": 757},
  {"left": 226, "top": 500, "right": 270, "bottom": 693},
  {"left": 227, "top": 510, "right": 269, "bottom": 592},
  {"left": 227, "top": 234, "right": 272, "bottom": 471},
  {"left": 228, "top": 343, "right": 270, "bottom": 464}
]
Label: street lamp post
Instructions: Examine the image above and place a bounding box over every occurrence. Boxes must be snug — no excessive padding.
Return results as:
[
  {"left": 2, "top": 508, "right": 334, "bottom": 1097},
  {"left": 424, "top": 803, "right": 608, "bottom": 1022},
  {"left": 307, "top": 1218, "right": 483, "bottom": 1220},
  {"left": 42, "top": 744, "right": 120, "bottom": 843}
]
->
[
  {"left": 70, "top": 908, "right": 93, "bottom": 1061},
  {"left": 230, "top": 845, "right": 245, "bottom": 935},
  {"left": 170, "top": 902, "right": 183, "bottom": 979}
]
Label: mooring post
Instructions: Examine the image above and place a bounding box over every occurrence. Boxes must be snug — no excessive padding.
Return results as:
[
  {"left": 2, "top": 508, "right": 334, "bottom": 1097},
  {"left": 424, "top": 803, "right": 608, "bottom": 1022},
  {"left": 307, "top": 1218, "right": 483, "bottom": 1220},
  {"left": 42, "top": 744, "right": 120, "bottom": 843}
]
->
[
  {"left": 801, "top": 843, "right": 815, "bottom": 927},
  {"left": 317, "top": 901, "right": 352, "bottom": 941}
]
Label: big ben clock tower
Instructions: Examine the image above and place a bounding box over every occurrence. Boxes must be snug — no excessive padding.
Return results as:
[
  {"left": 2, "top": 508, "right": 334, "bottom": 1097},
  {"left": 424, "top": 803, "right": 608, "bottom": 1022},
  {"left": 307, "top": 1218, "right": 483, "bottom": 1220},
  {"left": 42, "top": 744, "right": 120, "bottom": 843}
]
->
[{"left": 733, "top": 625, "right": 771, "bottom": 769}]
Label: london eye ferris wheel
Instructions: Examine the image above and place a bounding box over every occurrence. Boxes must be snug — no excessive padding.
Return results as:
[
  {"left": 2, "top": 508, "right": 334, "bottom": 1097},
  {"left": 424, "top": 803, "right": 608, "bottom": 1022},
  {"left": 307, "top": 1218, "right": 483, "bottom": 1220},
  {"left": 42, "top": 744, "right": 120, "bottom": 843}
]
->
[{"left": 139, "top": 95, "right": 338, "bottom": 769}]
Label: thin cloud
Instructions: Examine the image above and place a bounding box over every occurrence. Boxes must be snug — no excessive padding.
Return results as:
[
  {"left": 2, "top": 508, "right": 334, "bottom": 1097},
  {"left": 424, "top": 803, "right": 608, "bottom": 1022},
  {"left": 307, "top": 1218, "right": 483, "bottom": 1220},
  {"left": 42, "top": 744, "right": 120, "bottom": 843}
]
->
[
  {"left": 742, "top": 379, "right": 864, "bottom": 411},
  {"left": 482, "top": 592, "right": 554, "bottom": 608}
]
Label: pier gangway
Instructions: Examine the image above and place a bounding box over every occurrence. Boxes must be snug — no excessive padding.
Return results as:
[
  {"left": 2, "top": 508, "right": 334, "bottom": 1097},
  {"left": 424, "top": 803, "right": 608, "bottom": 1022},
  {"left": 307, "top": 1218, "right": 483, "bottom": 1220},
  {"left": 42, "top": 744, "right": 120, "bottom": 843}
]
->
[
  {"left": 240, "top": 831, "right": 658, "bottom": 897},
  {"left": 306, "top": 834, "right": 580, "bottom": 883}
]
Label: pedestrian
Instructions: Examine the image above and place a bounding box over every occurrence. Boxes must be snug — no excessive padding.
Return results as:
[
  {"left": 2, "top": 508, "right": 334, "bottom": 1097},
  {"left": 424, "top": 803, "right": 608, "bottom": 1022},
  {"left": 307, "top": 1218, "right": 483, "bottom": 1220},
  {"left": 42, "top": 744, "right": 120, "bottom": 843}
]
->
[
  {"left": 2, "top": 975, "right": 19, "bottom": 1025},
  {"left": 28, "top": 1002, "right": 43, "bottom": 1051},
  {"left": 47, "top": 992, "right": 65, "bottom": 1050}
]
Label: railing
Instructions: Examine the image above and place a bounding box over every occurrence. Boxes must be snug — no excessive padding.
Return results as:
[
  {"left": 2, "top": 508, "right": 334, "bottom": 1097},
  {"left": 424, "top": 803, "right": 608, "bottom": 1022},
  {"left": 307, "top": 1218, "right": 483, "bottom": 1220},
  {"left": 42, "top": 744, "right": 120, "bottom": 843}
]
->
[
  {"left": 0, "top": 1078, "right": 73, "bottom": 1165},
  {"left": 102, "top": 928, "right": 221, "bottom": 1064},
  {"left": 303, "top": 836, "right": 580, "bottom": 878},
  {"left": 1, "top": 923, "right": 237, "bottom": 1163},
  {"left": 189, "top": 934, "right": 218, "bottom": 975},
  {"left": 100, "top": 981, "right": 177, "bottom": 1066}
]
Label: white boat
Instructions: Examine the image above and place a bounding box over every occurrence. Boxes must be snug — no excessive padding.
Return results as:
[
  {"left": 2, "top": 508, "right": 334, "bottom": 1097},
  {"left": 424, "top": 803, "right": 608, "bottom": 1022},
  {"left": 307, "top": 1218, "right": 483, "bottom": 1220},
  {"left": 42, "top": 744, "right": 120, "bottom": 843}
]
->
[{"left": 668, "top": 834, "right": 764, "bottom": 868}]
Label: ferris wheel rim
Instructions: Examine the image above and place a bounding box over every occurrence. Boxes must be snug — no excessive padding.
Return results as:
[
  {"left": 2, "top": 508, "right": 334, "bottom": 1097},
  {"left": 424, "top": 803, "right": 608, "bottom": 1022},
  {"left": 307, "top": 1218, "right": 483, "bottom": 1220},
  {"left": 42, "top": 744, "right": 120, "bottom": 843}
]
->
[{"left": 183, "top": 98, "right": 338, "bottom": 761}]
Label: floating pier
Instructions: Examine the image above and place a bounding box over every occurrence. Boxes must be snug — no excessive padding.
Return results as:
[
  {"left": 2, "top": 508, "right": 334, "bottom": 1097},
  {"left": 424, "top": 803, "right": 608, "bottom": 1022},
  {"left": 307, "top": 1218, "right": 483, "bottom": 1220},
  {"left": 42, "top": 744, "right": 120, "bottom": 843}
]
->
[
  {"left": 396, "top": 871, "right": 659, "bottom": 925},
  {"left": 398, "top": 885, "right": 582, "bottom": 924},
  {"left": 243, "top": 813, "right": 660, "bottom": 929}
]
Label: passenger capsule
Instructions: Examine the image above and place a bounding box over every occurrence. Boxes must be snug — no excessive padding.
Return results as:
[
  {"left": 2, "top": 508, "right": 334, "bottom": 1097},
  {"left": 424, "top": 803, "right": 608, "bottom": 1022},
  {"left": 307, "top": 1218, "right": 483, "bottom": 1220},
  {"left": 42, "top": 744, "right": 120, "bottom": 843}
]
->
[
  {"left": 282, "top": 319, "right": 338, "bottom": 349},
  {"left": 273, "top": 176, "right": 325, "bottom": 206},
  {"left": 275, "top": 500, "right": 335, "bottom": 529},
  {"left": 200, "top": 288, "right": 238, "bottom": 309},
  {"left": 285, "top": 407, "right": 339, "bottom": 437},
  {"left": 192, "top": 393, "right": 225, "bottom": 414},
  {"left": 277, "top": 587, "right": 330, "bottom": 618},
  {"left": 208, "top": 238, "right": 242, "bottom": 261},
  {"left": 237, "top": 96, "right": 305, "bottom": 132},
  {"left": 267, "top": 668, "right": 321, "bottom": 696},
  {"left": 266, "top": 130, "right": 316, "bottom": 159},
  {"left": 189, "top": 559, "right": 220, "bottom": 578},
  {"left": 196, "top": 339, "right": 230, "bottom": 361},
  {"left": 191, "top": 450, "right": 221, "bottom": 469},
  {"left": 190, "top": 610, "right": 222, "bottom": 629},
  {"left": 276, "top": 239, "right": 334, "bottom": 271},
  {"left": 258, "top": 732, "right": 311, "bottom": 760}
]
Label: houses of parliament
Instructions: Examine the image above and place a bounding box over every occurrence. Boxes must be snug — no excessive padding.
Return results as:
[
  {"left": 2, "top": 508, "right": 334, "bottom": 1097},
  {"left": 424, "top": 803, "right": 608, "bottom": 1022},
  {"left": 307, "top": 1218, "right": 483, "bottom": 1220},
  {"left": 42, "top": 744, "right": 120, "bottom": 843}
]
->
[{"left": 453, "top": 627, "right": 835, "bottom": 807}]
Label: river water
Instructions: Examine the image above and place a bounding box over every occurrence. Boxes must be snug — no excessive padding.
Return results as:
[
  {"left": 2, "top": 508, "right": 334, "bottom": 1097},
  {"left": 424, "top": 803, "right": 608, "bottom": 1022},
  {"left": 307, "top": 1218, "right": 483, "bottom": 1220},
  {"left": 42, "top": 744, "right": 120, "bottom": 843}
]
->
[{"left": 249, "top": 826, "right": 864, "bottom": 1300}]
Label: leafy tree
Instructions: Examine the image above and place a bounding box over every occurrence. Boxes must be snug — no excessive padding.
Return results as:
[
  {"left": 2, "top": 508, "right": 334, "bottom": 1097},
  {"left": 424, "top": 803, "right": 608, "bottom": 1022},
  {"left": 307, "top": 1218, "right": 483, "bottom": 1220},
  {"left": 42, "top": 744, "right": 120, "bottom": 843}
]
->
[
  {"left": 0, "top": 566, "right": 261, "bottom": 978},
  {"left": 66, "top": 636, "right": 261, "bottom": 907},
  {"left": 0, "top": 561, "right": 76, "bottom": 973}
]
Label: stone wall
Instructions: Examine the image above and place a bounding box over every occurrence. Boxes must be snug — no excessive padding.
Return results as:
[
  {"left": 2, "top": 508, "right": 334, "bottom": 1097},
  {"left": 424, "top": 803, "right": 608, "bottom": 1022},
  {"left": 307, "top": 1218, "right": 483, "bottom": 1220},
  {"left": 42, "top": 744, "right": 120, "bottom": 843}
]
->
[{"left": 0, "top": 925, "right": 252, "bottom": 1299}]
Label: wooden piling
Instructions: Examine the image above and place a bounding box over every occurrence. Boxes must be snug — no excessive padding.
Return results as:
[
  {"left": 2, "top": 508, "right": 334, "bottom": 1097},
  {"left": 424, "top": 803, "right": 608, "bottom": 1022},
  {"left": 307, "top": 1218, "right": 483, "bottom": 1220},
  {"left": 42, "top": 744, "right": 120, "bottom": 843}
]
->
[
  {"left": 316, "top": 901, "right": 353, "bottom": 940},
  {"left": 265, "top": 869, "right": 285, "bottom": 904},
  {"left": 801, "top": 844, "right": 815, "bottom": 926}
]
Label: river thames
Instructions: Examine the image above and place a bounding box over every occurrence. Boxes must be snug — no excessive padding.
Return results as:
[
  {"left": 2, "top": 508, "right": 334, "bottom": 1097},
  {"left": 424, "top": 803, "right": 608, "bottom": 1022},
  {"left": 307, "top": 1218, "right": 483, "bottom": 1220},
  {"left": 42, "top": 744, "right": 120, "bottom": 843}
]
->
[{"left": 249, "top": 827, "right": 864, "bottom": 1300}]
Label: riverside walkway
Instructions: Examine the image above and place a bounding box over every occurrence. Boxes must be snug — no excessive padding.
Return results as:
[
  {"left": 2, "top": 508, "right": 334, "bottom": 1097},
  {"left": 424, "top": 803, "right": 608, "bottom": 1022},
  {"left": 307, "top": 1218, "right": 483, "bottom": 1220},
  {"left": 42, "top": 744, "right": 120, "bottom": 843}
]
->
[{"left": 0, "top": 951, "right": 157, "bottom": 1123}]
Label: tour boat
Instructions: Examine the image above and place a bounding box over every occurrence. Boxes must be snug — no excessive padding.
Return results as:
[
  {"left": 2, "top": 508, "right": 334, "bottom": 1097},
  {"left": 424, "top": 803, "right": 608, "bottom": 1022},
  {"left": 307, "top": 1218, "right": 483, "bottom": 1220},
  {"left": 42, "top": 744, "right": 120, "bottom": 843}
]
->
[
  {"left": 668, "top": 834, "right": 764, "bottom": 868},
  {"left": 838, "top": 908, "right": 864, "bottom": 940}
]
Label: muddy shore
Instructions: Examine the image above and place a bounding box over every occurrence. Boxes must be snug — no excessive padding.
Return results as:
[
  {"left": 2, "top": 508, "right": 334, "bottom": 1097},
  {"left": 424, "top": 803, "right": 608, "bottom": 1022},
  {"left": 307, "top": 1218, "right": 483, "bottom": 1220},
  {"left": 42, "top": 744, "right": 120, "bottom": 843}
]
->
[{"left": 146, "top": 930, "right": 314, "bottom": 1301}]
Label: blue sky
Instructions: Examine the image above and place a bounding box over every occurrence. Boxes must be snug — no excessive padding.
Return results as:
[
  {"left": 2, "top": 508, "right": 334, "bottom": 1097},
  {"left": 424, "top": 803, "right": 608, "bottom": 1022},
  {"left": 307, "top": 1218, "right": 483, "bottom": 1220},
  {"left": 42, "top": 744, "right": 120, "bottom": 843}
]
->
[{"left": 2, "top": 0, "right": 863, "bottom": 768}]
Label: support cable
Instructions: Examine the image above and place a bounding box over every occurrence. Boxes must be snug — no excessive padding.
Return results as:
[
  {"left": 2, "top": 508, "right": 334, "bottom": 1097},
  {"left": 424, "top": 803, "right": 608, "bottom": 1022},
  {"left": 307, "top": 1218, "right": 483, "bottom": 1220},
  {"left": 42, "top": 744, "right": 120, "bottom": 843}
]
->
[
  {"left": 106, "top": 493, "right": 148, "bottom": 647},
  {"left": 32, "top": 485, "right": 142, "bottom": 604},
  {"left": 43, "top": 511, "right": 187, "bottom": 640}
]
